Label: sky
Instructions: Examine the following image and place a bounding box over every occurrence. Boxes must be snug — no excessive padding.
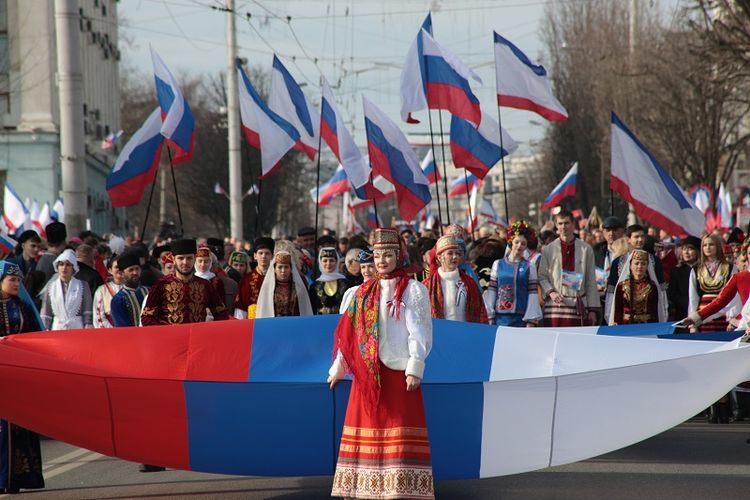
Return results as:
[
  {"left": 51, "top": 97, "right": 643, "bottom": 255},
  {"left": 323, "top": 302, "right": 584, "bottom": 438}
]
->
[{"left": 119, "top": 0, "right": 552, "bottom": 154}]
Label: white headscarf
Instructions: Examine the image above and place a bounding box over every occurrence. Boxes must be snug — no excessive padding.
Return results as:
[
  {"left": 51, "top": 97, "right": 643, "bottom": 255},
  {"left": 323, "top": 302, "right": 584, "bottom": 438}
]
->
[
  {"left": 316, "top": 246, "right": 346, "bottom": 282},
  {"left": 54, "top": 249, "right": 79, "bottom": 273},
  {"left": 256, "top": 252, "right": 313, "bottom": 318},
  {"left": 608, "top": 250, "right": 667, "bottom": 325}
]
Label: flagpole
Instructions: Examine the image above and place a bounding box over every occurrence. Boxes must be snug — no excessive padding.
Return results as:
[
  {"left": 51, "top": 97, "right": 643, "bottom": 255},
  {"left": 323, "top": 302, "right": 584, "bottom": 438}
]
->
[
  {"left": 370, "top": 172, "right": 381, "bottom": 229},
  {"left": 139, "top": 163, "right": 160, "bottom": 241},
  {"left": 464, "top": 169, "right": 474, "bottom": 231},
  {"left": 254, "top": 179, "right": 263, "bottom": 236},
  {"left": 426, "top": 110, "right": 444, "bottom": 231},
  {"left": 494, "top": 105, "right": 511, "bottom": 221},
  {"left": 166, "top": 147, "right": 184, "bottom": 237},
  {"left": 313, "top": 89, "right": 324, "bottom": 261},
  {"left": 437, "top": 109, "right": 452, "bottom": 225}
]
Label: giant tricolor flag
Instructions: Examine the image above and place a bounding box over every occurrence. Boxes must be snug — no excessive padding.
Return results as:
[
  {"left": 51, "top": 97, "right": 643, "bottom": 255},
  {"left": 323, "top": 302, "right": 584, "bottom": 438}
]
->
[
  {"left": 494, "top": 32, "right": 568, "bottom": 122},
  {"left": 2, "top": 182, "right": 29, "bottom": 234},
  {"left": 150, "top": 47, "right": 195, "bottom": 163},
  {"left": 363, "top": 96, "right": 431, "bottom": 221},
  {"left": 237, "top": 62, "right": 299, "bottom": 179},
  {"left": 450, "top": 112, "right": 517, "bottom": 179},
  {"left": 400, "top": 14, "right": 432, "bottom": 123},
  {"left": 309, "top": 165, "right": 349, "bottom": 207},
  {"left": 448, "top": 173, "right": 479, "bottom": 198},
  {"left": 542, "top": 162, "right": 578, "bottom": 210},
  {"left": 106, "top": 108, "right": 165, "bottom": 207},
  {"left": 421, "top": 29, "right": 483, "bottom": 126},
  {"left": 610, "top": 113, "right": 704, "bottom": 236},
  {"left": 269, "top": 56, "right": 319, "bottom": 160},
  {"left": 320, "top": 78, "right": 381, "bottom": 200}
]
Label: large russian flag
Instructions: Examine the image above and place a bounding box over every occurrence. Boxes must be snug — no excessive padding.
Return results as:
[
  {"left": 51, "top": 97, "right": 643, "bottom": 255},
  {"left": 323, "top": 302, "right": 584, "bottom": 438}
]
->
[
  {"left": 494, "top": 32, "right": 568, "bottom": 122},
  {"left": 421, "top": 30, "right": 482, "bottom": 126},
  {"left": 150, "top": 47, "right": 195, "bottom": 163},
  {"left": 363, "top": 96, "right": 431, "bottom": 221},
  {"left": 610, "top": 113, "right": 704, "bottom": 236},
  {"left": 321, "top": 78, "right": 382, "bottom": 201},
  {"left": 450, "top": 112, "right": 517, "bottom": 179},
  {"left": 269, "top": 56, "right": 319, "bottom": 160},
  {"left": 237, "top": 62, "right": 299, "bottom": 179},
  {"left": 400, "top": 13, "right": 432, "bottom": 123},
  {"left": 542, "top": 162, "right": 578, "bottom": 210},
  {"left": 448, "top": 173, "right": 479, "bottom": 198},
  {"left": 309, "top": 165, "right": 349, "bottom": 207},
  {"left": 106, "top": 108, "right": 165, "bottom": 207}
]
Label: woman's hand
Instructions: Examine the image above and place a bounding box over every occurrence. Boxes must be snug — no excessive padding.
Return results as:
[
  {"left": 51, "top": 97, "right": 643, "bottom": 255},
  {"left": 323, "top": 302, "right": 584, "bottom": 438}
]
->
[
  {"left": 406, "top": 375, "right": 421, "bottom": 391},
  {"left": 327, "top": 374, "right": 340, "bottom": 390}
]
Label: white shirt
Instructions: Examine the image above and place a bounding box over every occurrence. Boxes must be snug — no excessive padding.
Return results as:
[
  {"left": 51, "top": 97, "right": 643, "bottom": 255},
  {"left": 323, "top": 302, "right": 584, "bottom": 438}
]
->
[
  {"left": 330, "top": 277, "right": 432, "bottom": 379},
  {"left": 437, "top": 268, "right": 466, "bottom": 321}
]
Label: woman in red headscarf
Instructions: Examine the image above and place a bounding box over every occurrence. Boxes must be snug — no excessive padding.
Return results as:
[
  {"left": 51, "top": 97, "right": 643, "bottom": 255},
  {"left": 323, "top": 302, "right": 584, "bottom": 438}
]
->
[{"left": 328, "top": 228, "right": 434, "bottom": 500}]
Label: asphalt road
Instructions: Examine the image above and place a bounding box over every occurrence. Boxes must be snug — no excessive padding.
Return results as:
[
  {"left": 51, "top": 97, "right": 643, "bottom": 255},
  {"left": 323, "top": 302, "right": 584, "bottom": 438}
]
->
[{"left": 5, "top": 418, "right": 750, "bottom": 499}]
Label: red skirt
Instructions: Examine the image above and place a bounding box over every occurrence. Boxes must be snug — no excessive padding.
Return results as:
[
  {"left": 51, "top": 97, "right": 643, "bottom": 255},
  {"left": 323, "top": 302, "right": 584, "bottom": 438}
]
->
[
  {"left": 698, "top": 294, "right": 729, "bottom": 333},
  {"left": 331, "top": 364, "right": 434, "bottom": 499},
  {"left": 543, "top": 303, "right": 588, "bottom": 327}
]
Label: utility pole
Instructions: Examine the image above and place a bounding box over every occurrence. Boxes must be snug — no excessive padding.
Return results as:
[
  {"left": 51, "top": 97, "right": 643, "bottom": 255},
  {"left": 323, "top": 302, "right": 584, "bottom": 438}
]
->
[
  {"left": 226, "top": 0, "right": 243, "bottom": 239},
  {"left": 55, "top": 0, "right": 87, "bottom": 235}
]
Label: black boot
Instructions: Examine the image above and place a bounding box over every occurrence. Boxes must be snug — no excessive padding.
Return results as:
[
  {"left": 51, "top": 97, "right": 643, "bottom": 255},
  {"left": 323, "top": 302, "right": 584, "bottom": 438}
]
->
[{"left": 139, "top": 464, "right": 166, "bottom": 472}]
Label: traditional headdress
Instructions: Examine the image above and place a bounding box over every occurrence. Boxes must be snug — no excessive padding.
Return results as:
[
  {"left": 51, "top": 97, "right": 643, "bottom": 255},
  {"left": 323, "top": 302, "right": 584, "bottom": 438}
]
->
[
  {"left": 506, "top": 220, "right": 537, "bottom": 247},
  {"left": 228, "top": 250, "right": 249, "bottom": 266},
  {"left": 0, "top": 261, "right": 44, "bottom": 331},
  {"left": 0, "top": 262, "right": 22, "bottom": 279},
  {"left": 275, "top": 251, "right": 292, "bottom": 266},
  {"left": 171, "top": 238, "right": 197, "bottom": 256},
  {"left": 160, "top": 251, "right": 174, "bottom": 265},
  {"left": 116, "top": 252, "right": 141, "bottom": 271},
  {"left": 356, "top": 248, "right": 374, "bottom": 264},
  {"left": 317, "top": 246, "right": 346, "bottom": 282},
  {"left": 253, "top": 237, "right": 275, "bottom": 253},
  {"left": 195, "top": 245, "right": 212, "bottom": 259},
  {"left": 435, "top": 235, "right": 460, "bottom": 256},
  {"left": 742, "top": 236, "right": 750, "bottom": 257},
  {"left": 444, "top": 224, "right": 466, "bottom": 240},
  {"left": 630, "top": 249, "right": 650, "bottom": 264},
  {"left": 53, "top": 249, "right": 79, "bottom": 273},
  {"left": 371, "top": 228, "right": 401, "bottom": 253}
]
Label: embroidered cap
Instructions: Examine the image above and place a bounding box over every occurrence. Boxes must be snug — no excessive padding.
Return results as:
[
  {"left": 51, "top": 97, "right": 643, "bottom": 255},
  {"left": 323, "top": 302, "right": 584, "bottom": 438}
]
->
[
  {"left": 275, "top": 251, "right": 292, "bottom": 266},
  {"left": 631, "top": 249, "right": 649, "bottom": 263},
  {"left": 1, "top": 263, "right": 22, "bottom": 279},
  {"left": 371, "top": 228, "right": 400, "bottom": 253},
  {"left": 160, "top": 251, "right": 174, "bottom": 265},
  {"left": 319, "top": 247, "right": 337, "bottom": 260},
  {"left": 195, "top": 245, "right": 212, "bottom": 259},
  {"left": 435, "top": 235, "right": 460, "bottom": 256},
  {"left": 228, "top": 250, "right": 249, "bottom": 265},
  {"left": 356, "top": 248, "right": 374, "bottom": 264},
  {"left": 444, "top": 224, "right": 466, "bottom": 240}
]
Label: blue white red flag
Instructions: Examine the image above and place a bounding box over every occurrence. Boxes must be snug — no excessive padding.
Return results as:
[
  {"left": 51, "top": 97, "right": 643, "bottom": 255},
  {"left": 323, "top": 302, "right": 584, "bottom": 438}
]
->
[
  {"left": 421, "top": 30, "right": 482, "bottom": 126},
  {"left": 542, "top": 162, "right": 577, "bottom": 210},
  {"left": 400, "top": 14, "right": 433, "bottom": 123},
  {"left": 36, "top": 203, "right": 53, "bottom": 237},
  {"left": 237, "top": 62, "right": 299, "bottom": 179},
  {"left": 494, "top": 32, "right": 568, "bottom": 122},
  {"left": 610, "top": 113, "right": 703, "bottom": 236},
  {"left": 269, "top": 56, "right": 319, "bottom": 160},
  {"left": 448, "top": 173, "right": 479, "bottom": 198},
  {"left": 3, "top": 182, "right": 29, "bottom": 234},
  {"left": 321, "top": 78, "right": 382, "bottom": 200},
  {"left": 106, "top": 108, "right": 165, "bottom": 207},
  {"left": 450, "top": 112, "right": 517, "bottom": 179},
  {"left": 150, "top": 47, "right": 195, "bottom": 163},
  {"left": 213, "top": 182, "right": 226, "bottom": 196},
  {"left": 309, "top": 165, "right": 349, "bottom": 207},
  {"left": 717, "top": 182, "right": 733, "bottom": 229},
  {"left": 363, "top": 96, "right": 432, "bottom": 221},
  {"left": 101, "top": 130, "right": 123, "bottom": 150},
  {"left": 342, "top": 192, "right": 364, "bottom": 234},
  {"left": 420, "top": 150, "right": 441, "bottom": 184},
  {"left": 51, "top": 199, "right": 64, "bottom": 223}
]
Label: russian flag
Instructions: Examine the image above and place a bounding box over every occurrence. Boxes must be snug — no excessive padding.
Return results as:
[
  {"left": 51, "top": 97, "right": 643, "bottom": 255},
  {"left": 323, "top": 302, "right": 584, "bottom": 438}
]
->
[
  {"left": 448, "top": 173, "right": 479, "bottom": 198},
  {"left": 106, "top": 108, "right": 165, "bottom": 208},
  {"left": 309, "top": 165, "right": 349, "bottom": 207},
  {"left": 3, "top": 182, "right": 29, "bottom": 234},
  {"left": 51, "top": 199, "right": 64, "bottom": 223},
  {"left": 0, "top": 233, "right": 17, "bottom": 255},
  {"left": 421, "top": 150, "right": 441, "bottom": 184},
  {"left": 542, "top": 162, "right": 578, "bottom": 210},
  {"left": 366, "top": 205, "right": 382, "bottom": 229},
  {"left": 494, "top": 32, "right": 568, "bottom": 122},
  {"left": 717, "top": 182, "right": 733, "bottom": 229},
  {"left": 610, "top": 113, "right": 704, "bottom": 236},
  {"left": 363, "top": 97, "right": 431, "bottom": 221},
  {"left": 321, "top": 78, "right": 382, "bottom": 200},
  {"left": 400, "top": 14, "right": 432, "bottom": 123},
  {"left": 269, "top": 56, "right": 319, "bottom": 160},
  {"left": 421, "top": 30, "right": 482, "bottom": 126},
  {"left": 150, "top": 47, "right": 195, "bottom": 163},
  {"left": 237, "top": 62, "right": 299, "bottom": 179},
  {"left": 450, "top": 112, "right": 517, "bottom": 179}
]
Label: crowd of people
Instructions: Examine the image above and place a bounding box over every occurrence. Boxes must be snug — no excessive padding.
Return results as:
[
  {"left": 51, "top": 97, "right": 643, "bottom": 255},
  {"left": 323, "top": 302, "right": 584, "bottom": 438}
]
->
[{"left": 2, "top": 210, "right": 750, "bottom": 497}]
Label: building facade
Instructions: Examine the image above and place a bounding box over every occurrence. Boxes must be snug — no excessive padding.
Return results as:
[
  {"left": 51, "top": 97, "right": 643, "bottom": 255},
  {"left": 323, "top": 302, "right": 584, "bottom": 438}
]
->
[{"left": 0, "top": 0, "right": 125, "bottom": 234}]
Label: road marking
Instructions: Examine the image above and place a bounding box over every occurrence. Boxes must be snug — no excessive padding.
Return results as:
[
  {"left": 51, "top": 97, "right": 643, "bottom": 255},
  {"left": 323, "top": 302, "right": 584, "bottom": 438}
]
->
[
  {"left": 42, "top": 447, "right": 93, "bottom": 472},
  {"left": 43, "top": 450, "right": 105, "bottom": 479}
]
